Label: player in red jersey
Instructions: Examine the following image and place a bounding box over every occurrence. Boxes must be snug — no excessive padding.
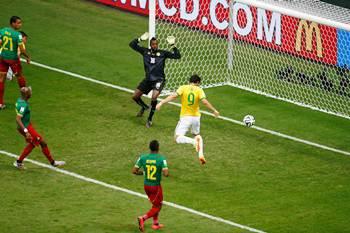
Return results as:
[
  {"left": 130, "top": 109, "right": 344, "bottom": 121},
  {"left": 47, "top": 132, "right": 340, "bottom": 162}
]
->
[{"left": 132, "top": 140, "right": 169, "bottom": 232}]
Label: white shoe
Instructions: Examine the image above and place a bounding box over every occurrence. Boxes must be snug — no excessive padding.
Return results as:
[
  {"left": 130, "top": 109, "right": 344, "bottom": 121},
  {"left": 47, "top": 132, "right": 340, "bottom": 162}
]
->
[
  {"left": 6, "top": 73, "right": 13, "bottom": 81},
  {"left": 0, "top": 104, "right": 6, "bottom": 110},
  {"left": 53, "top": 160, "right": 65, "bottom": 167},
  {"left": 13, "top": 161, "right": 25, "bottom": 169},
  {"left": 7, "top": 68, "right": 14, "bottom": 80}
]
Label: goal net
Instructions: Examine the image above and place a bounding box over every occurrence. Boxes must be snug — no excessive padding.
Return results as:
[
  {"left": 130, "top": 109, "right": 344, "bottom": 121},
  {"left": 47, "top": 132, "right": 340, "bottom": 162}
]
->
[
  {"left": 151, "top": 0, "right": 230, "bottom": 91},
  {"left": 152, "top": 0, "right": 350, "bottom": 119}
]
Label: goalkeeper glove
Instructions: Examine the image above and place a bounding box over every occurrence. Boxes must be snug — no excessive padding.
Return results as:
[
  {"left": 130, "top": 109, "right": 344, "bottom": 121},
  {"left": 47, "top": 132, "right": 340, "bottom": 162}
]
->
[
  {"left": 166, "top": 36, "right": 176, "bottom": 47},
  {"left": 138, "top": 32, "right": 149, "bottom": 42}
]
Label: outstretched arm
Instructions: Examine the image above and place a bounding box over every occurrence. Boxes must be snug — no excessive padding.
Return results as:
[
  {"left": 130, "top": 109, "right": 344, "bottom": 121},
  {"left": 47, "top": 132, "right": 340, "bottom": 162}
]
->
[
  {"left": 164, "top": 47, "right": 181, "bottom": 59},
  {"left": 129, "top": 32, "right": 149, "bottom": 55},
  {"left": 156, "top": 93, "right": 178, "bottom": 111},
  {"left": 129, "top": 38, "right": 147, "bottom": 55},
  {"left": 19, "top": 43, "right": 30, "bottom": 64},
  {"left": 201, "top": 99, "right": 219, "bottom": 117},
  {"left": 164, "top": 36, "right": 181, "bottom": 59}
]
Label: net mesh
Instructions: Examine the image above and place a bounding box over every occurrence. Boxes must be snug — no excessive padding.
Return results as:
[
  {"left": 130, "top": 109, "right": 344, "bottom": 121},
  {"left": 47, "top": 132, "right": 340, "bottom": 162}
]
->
[
  {"left": 155, "top": 0, "right": 350, "bottom": 118},
  {"left": 155, "top": 1, "right": 229, "bottom": 93},
  {"left": 257, "top": 0, "right": 350, "bottom": 25}
]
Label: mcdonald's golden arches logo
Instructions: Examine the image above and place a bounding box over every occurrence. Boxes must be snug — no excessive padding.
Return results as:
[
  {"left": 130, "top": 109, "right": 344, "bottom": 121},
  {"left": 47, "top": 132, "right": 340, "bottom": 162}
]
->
[{"left": 295, "top": 20, "right": 323, "bottom": 58}]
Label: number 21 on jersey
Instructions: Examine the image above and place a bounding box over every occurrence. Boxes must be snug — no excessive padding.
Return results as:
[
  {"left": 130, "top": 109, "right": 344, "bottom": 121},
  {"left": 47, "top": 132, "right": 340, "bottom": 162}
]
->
[{"left": 2, "top": 36, "right": 13, "bottom": 51}]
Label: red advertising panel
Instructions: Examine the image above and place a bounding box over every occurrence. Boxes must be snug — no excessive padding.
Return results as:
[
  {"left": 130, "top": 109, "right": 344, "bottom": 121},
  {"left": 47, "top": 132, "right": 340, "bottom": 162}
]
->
[
  {"left": 156, "top": 0, "right": 337, "bottom": 65},
  {"left": 95, "top": 0, "right": 149, "bottom": 16},
  {"left": 281, "top": 15, "right": 337, "bottom": 65},
  {"left": 156, "top": 0, "right": 229, "bottom": 36},
  {"left": 94, "top": 0, "right": 338, "bottom": 65}
]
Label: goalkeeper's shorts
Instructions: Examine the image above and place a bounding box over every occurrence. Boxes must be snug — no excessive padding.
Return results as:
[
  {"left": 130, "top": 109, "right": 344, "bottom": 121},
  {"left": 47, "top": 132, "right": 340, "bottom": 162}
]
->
[
  {"left": 137, "top": 78, "right": 165, "bottom": 94},
  {"left": 175, "top": 116, "right": 201, "bottom": 136}
]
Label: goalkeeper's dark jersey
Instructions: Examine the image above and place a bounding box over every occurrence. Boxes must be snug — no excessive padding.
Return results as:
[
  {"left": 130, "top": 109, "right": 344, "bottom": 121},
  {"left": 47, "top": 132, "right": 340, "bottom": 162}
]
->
[{"left": 129, "top": 38, "right": 181, "bottom": 82}]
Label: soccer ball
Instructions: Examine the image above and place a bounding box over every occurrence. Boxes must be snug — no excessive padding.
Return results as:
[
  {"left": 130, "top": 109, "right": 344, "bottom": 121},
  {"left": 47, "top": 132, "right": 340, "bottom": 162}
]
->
[{"left": 243, "top": 115, "right": 255, "bottom": 127}]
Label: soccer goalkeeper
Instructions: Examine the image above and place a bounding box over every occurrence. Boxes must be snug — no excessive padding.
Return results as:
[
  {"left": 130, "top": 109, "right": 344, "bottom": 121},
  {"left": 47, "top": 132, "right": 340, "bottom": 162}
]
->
[{"left": 129, "top": 33, "right": 181, "bottom": 128}]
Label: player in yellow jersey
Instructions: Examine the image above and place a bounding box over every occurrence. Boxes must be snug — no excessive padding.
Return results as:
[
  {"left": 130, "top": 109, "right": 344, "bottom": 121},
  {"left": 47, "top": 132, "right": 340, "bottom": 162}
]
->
[{"left": 156, "top": 74, "right": 219, "bottom": 164}]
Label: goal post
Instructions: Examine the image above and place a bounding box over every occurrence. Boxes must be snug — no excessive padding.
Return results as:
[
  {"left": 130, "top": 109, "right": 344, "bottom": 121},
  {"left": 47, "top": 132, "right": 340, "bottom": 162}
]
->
[
  {"left": 149, "top": 0, "right": 156, "bottom": 39},
  {"left": 152, "top": 0, "right": 350, "bottom": 119}
]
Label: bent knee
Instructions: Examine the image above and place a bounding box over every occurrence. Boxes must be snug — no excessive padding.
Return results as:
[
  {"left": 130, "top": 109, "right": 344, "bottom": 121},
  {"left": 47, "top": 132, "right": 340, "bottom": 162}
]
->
[{"left": 40, "top": 141, "right": 48, "bottom": 147}]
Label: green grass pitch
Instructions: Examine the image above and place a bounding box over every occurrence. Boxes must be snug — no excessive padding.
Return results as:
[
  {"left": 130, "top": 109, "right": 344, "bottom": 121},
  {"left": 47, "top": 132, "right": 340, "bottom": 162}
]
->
[{"left": 0, "top": 0, "right": 350, "bottom": 232}]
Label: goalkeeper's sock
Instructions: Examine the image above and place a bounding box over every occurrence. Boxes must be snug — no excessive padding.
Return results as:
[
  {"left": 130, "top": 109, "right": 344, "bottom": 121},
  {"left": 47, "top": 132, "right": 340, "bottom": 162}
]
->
[
  {"left": 176, "top": 135, "right": 195, "bottom": 145},
  {"left": 133, "top": 97, "right": 149, "bottom": 109},
  {"left": 147, "top": 100, "right": 157, "bottom": 121}
]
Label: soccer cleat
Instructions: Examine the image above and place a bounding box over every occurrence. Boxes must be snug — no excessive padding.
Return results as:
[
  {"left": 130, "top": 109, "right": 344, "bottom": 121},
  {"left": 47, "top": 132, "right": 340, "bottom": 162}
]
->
[
  {"left": 0, "top": 104, "right": 6, "bottom": 110},
  {"left": 151, "top": 223, "right": 164, "bottom": 230},
  {"left": 136, "top": 106, "right": 149, "bottom": 117},
  {"left": 194, "top": 135, "right": 202, "bottom": 152},
  {"left": 137, "top": 217, "right": 145, "bottom": 232},
  {"left": 52, "top": 160, "right": 65, "bottom": 167},
  {"left": 6, "top": 72, "right": 14, "bottom": 81},
  {"left": 6, "top": 75, "right": 13, "bottom": 81},
  {"left": 13, "top": 161, "right": 25, "bottom": 169},
  {"left": 199, "top": 156, "right": 206, "bottom": 165},
  {"left": 146, "top": 120, "right": 152, "bottom": 128}
]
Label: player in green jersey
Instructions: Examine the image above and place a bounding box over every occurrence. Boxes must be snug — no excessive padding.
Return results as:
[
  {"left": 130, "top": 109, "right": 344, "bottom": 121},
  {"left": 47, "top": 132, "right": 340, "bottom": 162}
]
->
[
  {"left": 6, "top": 30, "right": 28, "bottom": 88},
  {"left": 0, "top": 16, "right": 30, "bottom": 109},
  {"left": 132, "top": 140, "right": 169, "bottom": 232},
  {"left": 13, "top": 86, "right": 65, "bottom": 169}
]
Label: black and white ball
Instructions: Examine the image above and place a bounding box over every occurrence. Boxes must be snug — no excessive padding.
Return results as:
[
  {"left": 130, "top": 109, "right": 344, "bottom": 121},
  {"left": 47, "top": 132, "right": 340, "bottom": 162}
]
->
[{"left": 243, "top": 115, "right": 255, "bottom": 127}]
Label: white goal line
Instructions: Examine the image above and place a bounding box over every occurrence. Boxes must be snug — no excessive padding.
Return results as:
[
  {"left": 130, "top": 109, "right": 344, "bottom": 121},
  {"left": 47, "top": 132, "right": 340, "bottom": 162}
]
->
[
  {"left": 24, "top": 59, "right": 350, "bottom": 157},
  {"left": 0, "top": 150, "right": 266, "bottom": 233}
]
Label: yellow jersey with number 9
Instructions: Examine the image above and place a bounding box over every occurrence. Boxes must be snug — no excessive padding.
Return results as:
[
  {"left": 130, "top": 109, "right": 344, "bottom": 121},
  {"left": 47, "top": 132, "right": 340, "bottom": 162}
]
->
[{"left": 176, "top": 84, "right": 206, "bottom": 117}]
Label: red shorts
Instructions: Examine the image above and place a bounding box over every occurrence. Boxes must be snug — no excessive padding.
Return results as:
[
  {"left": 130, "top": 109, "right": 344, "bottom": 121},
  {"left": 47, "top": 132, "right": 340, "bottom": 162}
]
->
[
  {"left": 144, "top": 185, "right": 163, "bottom": 207},
  {"left": 18, "top": 124, "right": 43, "bottom": 146},
  {"left": 0, "top": 58, "right": 22, "bottom": 74}
]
